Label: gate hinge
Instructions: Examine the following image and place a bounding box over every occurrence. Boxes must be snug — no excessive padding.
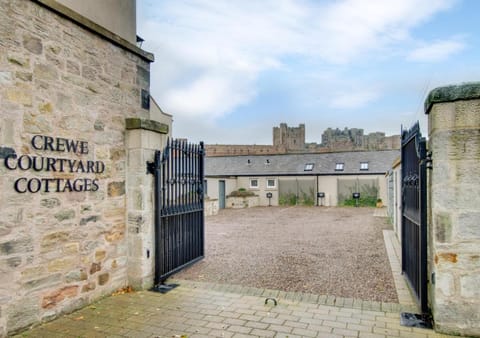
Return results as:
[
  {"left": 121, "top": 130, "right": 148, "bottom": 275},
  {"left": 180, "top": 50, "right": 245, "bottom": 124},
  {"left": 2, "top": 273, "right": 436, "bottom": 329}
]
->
[
  {"left": 426, "top": 151, "right": 433, "bottom": 170},
  {"left": 146, "top": 161, "right": 155, "bottom": 175}
]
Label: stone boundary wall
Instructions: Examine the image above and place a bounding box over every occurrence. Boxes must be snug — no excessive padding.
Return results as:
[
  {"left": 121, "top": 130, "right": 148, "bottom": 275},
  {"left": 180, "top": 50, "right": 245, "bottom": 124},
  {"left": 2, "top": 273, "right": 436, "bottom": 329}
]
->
[
  {"left": 425, "top": 82, "right": 480, "bottom": 336},
  {"left": 0, "top": 1, "right": 162, "bottom": 336},
  {"left": 226, "top": 196, "right": 260, "bottom": 208}
]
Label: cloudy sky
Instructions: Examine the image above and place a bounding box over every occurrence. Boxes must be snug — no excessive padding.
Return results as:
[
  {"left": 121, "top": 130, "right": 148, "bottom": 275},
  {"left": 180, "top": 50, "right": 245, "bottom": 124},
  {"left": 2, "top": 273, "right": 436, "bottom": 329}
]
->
[{"left": 137, "top": 0, "right": 479, "bottom": 144}]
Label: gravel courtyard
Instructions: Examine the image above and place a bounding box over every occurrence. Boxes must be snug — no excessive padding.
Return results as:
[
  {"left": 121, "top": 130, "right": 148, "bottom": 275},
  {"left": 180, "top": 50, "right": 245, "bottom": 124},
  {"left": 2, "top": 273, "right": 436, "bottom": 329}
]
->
[{"left": 174, "top": 206, "right": 398, "bottom": 303}]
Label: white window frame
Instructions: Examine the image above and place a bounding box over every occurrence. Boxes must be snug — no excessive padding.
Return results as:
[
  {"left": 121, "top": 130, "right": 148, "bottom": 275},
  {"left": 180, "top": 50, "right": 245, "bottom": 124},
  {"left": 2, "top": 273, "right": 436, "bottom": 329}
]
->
[
  {"left": 335, "top": 163, "right": 344, "bottom": 171},
  {"left": 249, "top": 178, "right": 259, "bottom": 189},
  {"left": 304, "top": 163, "right": 314, "bottom": 171},
  {"left": 266, "top": 178, "right": 276, "bottom": 189},
  {"left": 360, "top": 162, "right": 369, "bottom": 170}
]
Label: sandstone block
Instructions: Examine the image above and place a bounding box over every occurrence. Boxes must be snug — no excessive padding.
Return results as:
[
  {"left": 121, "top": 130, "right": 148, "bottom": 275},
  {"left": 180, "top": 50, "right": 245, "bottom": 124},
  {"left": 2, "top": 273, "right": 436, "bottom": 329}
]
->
[
  {"left": 79, "top": 215, "right": 99, "bottom": 226},
  {"left": 40, "top": 197, "right": 61, "bottom": 208},
  {"left": 23, "top": 273, "right": 62, "bottom": 291},
  {"left": 105, "top": 230, "right": 124, "bottom": 243},
  {"left": 63, "top": 242, "right": 79, "bottom": 254},
  {"left": 81, "top": 281, "right": 96, "bottom": 293},
  {"left": 436, "top": 272, "right": 455, "bottom": 297},
  {"left": 460, "top": 274, "right": 480, "bottom": 298},
  {"left": 108, "top": 181, "right": 125, "bottom": 197},
  {"left": 0, "top": 237, "right": 33, "bottom": 255},
  {"left": 54, "top": 209, "right": 75, "bottom": 221},
  {"left": 15, "top": 71, "right": 32, "bottom": 81},
  {"left": 66, "top": 60, "right": 80, "bottom": 75},
  {"left": 65, "top": 269, "right": 87, "bottom": 283},
  {"left": 458, "top": 212, "right": 480, "bottom": 239},
  {"left": 23, "top": 35, "right": 42, "bottom": 54},
  {"left": 90, "top": 262, "right": 101, "bottom": 274},
  {"left": 42, "top": 285, "right": 79, "bottom": 309},
  {"left": 7, "top": 297, "right": 39, "bottom": 332},
  {"left": 0, "top": 71, "right": 12, "bottom": 84},
  {"left": 95, "top": 250, "right": 106, "bottom": 262},
  {"left": 6, "top": 84, "right": 32, "bottom": 106},
  {"left": 41, "top": 231, "right": 69, "bottom": 249},
  {"left": 48, "top": 257, "right": 76, "bottom": 272},
  {"left": 34, "top": 63, "right": 58, "bottom": 81},
  {"left": 98, "top": 273, "right": 109, "bottom": 285}
]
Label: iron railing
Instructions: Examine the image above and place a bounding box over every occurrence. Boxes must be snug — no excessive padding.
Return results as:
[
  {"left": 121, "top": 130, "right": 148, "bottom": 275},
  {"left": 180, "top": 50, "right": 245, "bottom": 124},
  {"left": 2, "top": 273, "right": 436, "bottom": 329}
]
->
[
  {"left": 401, "top": 123, "right": 428, "bottom": 313},
  {"left": 149, "top": 139, "right": 205, "bottom": 285}
]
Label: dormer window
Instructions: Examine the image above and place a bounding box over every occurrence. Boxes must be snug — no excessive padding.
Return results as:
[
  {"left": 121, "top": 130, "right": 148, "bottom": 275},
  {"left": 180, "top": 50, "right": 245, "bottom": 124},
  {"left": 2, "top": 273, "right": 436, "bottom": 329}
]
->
[
  {"left": 304, "top": 163, "right": 314, "bottom": 171},
  {"left": 335, "top": 163, "right": 344, "bottom": 171},
  {"left": 360, "top": 162, "right": 369, "bottom": 170}
]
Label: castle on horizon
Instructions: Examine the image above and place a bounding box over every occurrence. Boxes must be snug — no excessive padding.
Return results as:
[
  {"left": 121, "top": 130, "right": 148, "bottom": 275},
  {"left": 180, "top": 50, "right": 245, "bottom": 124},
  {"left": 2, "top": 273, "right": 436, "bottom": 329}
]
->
[{"left": 205, "top": 123, "right": 400, "bottom": 157}]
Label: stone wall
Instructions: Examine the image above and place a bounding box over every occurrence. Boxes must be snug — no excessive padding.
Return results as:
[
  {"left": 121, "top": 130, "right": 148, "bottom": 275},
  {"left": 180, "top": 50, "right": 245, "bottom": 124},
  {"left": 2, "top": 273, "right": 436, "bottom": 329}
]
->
[
  {"left": 206, "top": 124, "right": 401, "bottom": 157},
  {"left": 425, "top": 83, "right": 480, "bottom": 336},
  {"left": 0, "top": 1, "right": 160, "bottom": 335}
]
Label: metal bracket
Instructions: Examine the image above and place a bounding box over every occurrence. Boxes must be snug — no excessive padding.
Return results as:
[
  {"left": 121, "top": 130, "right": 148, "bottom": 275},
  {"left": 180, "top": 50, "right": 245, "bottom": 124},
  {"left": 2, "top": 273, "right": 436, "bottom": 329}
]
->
[
  {"left": 426, "top": 151, "right": 433, "bottom": 170},
  {"left": 146, "top": 161, "right": 155, "bottom": 175}
]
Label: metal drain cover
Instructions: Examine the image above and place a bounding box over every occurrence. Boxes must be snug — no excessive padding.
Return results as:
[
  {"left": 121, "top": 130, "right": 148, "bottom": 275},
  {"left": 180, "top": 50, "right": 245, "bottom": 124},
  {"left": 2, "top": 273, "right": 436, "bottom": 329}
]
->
[{"left": 400, "top": 312, "right": 433, "bottom": 329}]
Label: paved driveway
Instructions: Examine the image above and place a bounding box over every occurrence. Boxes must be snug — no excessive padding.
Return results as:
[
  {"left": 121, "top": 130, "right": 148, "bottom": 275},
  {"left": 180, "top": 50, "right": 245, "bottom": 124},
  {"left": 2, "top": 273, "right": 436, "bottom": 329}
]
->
[{"left": 174, "top": 206, "right": 397, "bottom": 303}]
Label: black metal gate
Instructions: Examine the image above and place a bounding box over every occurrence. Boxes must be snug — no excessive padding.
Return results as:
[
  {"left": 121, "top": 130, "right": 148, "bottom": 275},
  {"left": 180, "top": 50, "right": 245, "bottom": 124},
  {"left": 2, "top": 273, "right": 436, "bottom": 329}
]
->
[
  {"left": 401, "top": 123, "right": 428, "bottom": 313},
  {"left": 148, "top": 139, "right": 205, "bottom": 285}
]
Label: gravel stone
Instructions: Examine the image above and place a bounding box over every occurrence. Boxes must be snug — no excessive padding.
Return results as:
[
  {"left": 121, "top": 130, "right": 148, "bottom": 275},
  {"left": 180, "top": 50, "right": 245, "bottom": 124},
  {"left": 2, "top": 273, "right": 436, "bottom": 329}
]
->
[{"left": 174, "top": 206, "right": 398, "bottom": 303}]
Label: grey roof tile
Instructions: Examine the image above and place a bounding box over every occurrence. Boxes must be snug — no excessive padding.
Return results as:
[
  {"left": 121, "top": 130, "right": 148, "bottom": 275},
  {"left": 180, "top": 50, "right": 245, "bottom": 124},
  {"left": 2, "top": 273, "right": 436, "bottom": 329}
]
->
[{"left": 205, "top": 150, "right": 399, "bottom": 176}]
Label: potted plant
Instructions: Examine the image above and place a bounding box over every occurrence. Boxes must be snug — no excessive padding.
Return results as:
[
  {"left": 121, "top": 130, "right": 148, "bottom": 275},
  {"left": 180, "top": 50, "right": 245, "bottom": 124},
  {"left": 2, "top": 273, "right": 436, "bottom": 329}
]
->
[{"left": 376, "top": 198, "right": 383, "bottom": 208}]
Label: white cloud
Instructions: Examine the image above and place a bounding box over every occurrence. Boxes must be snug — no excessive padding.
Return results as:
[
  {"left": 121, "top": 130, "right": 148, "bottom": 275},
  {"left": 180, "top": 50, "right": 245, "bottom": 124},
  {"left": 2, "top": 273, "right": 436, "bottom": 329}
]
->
[
  {"left": 407, "top": 38, "right": 465, "bottom": 62},
  {"left": 139, "top": 0, "right": 458, "bottom": 121},
  {"left": 329, "top": 89, "right": 380, "bottom": 109}
]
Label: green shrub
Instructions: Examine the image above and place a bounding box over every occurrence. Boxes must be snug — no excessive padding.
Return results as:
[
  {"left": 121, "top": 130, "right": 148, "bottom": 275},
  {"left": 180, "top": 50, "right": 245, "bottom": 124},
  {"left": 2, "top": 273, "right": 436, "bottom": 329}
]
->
[{"left": 229, "top": 189, "right": 255, "bottom": 197}]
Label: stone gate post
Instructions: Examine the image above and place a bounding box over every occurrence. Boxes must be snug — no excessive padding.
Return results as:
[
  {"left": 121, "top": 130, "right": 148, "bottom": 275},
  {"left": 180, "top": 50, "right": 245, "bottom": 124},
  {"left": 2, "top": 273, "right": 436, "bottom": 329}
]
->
[
  {"left": 425, "top": 83, "right": 480, "bottom": 336},
  {"left": 125, "top": 118, "right": 168, "bottom": 289}
]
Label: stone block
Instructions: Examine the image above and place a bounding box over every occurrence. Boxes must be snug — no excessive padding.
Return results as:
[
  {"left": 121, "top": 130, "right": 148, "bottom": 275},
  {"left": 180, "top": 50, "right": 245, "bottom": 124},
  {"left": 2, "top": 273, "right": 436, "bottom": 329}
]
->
[
  {"left": 65, "top": 269, "right": 88, "bottom": 283},
  {"left": 7, "top": 54, "right": 30, "bottom": 67},
  {"left": 15, "top": 71, "right": 32, "bottom": 82},
  {"left": 105, "top": 230, "right": 124, "bottom": 243},
  {"left": 434, "top": 300, "right": 480, "bottom": 336},
  {"left": 40, "top": 197, "right": 61, "bottom": 208},
  {"left": 98, "top": 273, "right": 109, "bottom": 285},
  {"left": 457, "top": 212, "right": 480, "bottom": 239},
  {"left": 23, "top": 35, "right": 43, "bottom": 54},
  {"left": 434, "top": 211, "right": 452, "bottom": 243},
  {"left": 63, "top": 242, "right": 79, "bottom": 254},
  {"left": 108, "top": 181, "right": 125, "bottom": 197},
  {"left": 430, "top": 129, "right": 480, "bottom": 161},
  {"left": 7, "top": 297, "right": 39, "bottom": 332},
  {"left": 0, "top": 237, "right": 33, "bottom": 255},
  {"left": 460, "top": 273, "right": 480, "bottom": 298},
  {"left": 95, "top": 250, "right": 106, "bottom": 262},
  {"left": 81, "top": 281, "right": 96, "bottom": 293},
  {"left": 136, "top": 65, "right": 150, "bottom": 88},
  {"left": 436, "top": 272, "right": 455, "bottom": 297},
  {"left": 79, "top": 215, "right": 99, "bottom": 226},
  {"left": 54, "top": 209, "right": 75, "bottom": 221},
  {"left": 23, "top": 273, "right": 62, "bottom": 292},
  {"left": 34, "top": 63, "right": 58, "bottom": 81},
  {"left": 48, "top": 257, "right": 76, "bottom": 272},
  {"left": 41, "top": 231, "right": 69, "bottom": 250},
  {"left": 0, "top": 71, "right": 12, "bottom": 84},
  {"left": 41, "top": 285, "right": 79, "bottom": 309},
  {"left": 90, "top": 262, "right": 101, "bottom": 274},
  {"left": 6, "top": 83, "right": 32, "bottom": 106},
  {"left": 66, "top": 60, "right": 80, "bottom": 75}
]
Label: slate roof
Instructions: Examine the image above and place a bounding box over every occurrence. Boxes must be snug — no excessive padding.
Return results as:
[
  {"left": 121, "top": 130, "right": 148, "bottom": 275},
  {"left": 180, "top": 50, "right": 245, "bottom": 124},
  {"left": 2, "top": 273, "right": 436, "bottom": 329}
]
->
[{"left": 205, "top": 150, "right": 400, "bottom": 176}]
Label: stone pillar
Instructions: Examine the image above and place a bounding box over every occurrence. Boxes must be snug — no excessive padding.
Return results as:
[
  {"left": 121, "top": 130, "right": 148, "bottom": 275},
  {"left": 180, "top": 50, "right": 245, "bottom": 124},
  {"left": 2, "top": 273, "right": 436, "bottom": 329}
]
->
[
  {"left": 125, "top": 118, "right": 168, "bottom": 289},
  {"left": 425, "top": 83, "right": 480, "bottom": 336}
]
